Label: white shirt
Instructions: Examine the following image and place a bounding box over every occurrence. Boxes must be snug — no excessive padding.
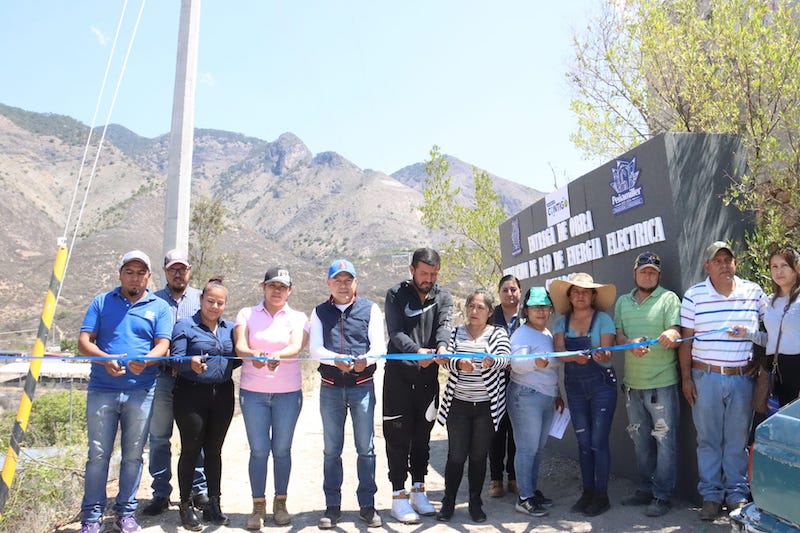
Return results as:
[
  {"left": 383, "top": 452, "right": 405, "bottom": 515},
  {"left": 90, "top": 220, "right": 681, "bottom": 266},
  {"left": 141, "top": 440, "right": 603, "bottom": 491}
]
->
[{"left": 309, "top": 302, "right": 386, "bottom": 366}]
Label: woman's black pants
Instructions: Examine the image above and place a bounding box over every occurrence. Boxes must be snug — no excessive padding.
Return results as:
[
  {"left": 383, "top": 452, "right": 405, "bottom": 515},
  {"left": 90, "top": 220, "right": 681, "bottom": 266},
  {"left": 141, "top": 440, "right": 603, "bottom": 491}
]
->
[{"left": 173, "top": 378, "right": 234, "bottom": 501}]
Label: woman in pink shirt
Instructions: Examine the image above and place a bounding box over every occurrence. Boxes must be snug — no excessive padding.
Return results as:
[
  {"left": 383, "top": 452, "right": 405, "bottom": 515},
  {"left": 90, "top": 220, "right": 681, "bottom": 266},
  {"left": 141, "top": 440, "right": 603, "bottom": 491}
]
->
[{"left": 234, "top": 267, "right": 309, "bottom": 529}]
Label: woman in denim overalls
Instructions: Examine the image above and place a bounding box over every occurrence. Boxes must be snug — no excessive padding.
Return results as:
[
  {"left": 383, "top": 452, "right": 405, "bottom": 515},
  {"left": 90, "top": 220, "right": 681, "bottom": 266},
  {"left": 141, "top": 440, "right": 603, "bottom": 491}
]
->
[{"left": 551, "top": 273, "right": 617, "bottom": 517}]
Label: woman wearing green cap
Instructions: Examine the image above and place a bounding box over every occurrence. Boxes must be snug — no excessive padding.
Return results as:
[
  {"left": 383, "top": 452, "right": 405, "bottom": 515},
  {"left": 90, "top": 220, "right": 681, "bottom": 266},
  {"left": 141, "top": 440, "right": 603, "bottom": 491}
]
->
[{"left": 507, "top": 287, "right": 563, "bottom": 519}]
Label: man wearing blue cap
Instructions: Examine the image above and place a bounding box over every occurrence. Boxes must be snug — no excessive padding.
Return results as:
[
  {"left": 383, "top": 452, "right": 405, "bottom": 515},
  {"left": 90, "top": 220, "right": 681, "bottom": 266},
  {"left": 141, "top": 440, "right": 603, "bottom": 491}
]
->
[
  {"left": 310, "top": 259, "right": 386, "bottom": 529},
  {"left": 77, "top": 250, "right": 172, "bottom": 533},
  {"left": 613, "top": 251, "right": 682, "bottom": 518}
]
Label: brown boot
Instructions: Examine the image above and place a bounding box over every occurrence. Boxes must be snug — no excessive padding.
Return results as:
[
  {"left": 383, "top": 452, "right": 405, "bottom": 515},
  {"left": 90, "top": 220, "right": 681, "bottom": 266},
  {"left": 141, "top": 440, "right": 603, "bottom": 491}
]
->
[
  {"left": 246, "top": 497, "right": 267, "bottom": 530},
  {"left": 273, "top": 495, "right": 291, "bottom": 525},
  {"left": 489, "top": 480, "right": 504, "bottom": 498},
  {"left": 507, "top": 479, "right": 518, "bottom": 495}
]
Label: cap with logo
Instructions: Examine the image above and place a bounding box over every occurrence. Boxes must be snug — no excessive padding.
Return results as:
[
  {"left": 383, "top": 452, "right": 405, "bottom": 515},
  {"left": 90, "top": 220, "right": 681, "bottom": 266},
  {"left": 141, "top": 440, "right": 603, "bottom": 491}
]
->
[
  {"left": 164, "top": 249, "right": 191, "bottom": 269},
  {"left": 328, "top": 259, "right": 357, "bottom": 279},
  {"left": 704, "top": 241, "right": 734, "bottom": 262},
  {"left": 634, "top": 251, "right": 661, "bottom": 272},
  {"left": 263, "top": 266, "right": 292, "bottom": 287},
  {"left": 120, "top": 250, "right": 151, "bottom": 270}
]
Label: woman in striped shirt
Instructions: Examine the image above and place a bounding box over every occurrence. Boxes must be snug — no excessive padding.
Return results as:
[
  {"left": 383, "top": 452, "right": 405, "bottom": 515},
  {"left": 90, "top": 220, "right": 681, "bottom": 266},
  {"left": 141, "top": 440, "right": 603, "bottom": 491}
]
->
[{"left": 434, "top": 289, "right": 510, "bottom": 523}]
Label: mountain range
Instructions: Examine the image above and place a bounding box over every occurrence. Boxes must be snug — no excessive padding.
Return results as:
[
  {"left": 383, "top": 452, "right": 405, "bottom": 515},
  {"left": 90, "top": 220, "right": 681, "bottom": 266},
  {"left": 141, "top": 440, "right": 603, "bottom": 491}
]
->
[{"left": 0, "top": 103, "right": 542, "bottom": 348}]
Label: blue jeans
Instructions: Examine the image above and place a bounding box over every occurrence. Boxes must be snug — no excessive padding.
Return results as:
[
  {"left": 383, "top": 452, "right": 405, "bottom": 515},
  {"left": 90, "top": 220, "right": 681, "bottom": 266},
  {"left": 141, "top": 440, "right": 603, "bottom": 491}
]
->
[
  {"left": 691, "top": 368, "right": 753, "bottom": 505},
  {"left": 239, "top": 388, "right": 303, "bottom": 497},
  {"left": 624, "top": 384, "right": 679, "bottom": 500},
  {"left": 148, "top": 370, "right": 206, "bottom": 499},
  {"left": 81, "top": 387, "right": 155, "bottom": 522},
  {"left": 319, "top": 383, "right": 377, "bottom": 508},
  {"left": 565, "top": 370, "right": 617, "bottom": 493},
  {"left": 506, "top": 381, "right": 554, "bottom": 500}
]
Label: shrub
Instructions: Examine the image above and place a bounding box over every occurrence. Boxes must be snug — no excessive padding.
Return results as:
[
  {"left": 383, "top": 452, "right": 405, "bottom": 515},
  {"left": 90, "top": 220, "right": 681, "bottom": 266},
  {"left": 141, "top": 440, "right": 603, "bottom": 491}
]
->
[{"left": 0, "top": 390, "right": 87, "bottom": 530}]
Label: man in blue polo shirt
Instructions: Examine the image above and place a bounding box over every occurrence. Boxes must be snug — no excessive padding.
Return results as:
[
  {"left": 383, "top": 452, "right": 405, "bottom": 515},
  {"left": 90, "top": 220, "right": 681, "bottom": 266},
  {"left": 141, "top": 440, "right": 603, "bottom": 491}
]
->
[{"left": 77, "top": 250, "right": 172, "bottom": 533}]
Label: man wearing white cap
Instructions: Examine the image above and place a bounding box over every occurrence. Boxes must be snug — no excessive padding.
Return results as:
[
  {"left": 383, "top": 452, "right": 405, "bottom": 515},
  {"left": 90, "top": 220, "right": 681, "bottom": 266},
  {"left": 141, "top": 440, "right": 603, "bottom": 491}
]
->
[
  {"left": 679, "top": 241, "right": 765, "bottom": 521},
  {"left": 143, "top": 249, "right": 207, "bottom": 516},
  {"left": 77, "top": 250, "right": 172, "bottom": 533}
]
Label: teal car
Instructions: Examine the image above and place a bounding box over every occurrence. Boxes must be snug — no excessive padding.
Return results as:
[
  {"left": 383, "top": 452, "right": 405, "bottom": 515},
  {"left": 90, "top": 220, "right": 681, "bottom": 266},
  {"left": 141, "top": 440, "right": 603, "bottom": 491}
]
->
[{"left": 730, "top": 400, "right": 800, "bottom": 533}]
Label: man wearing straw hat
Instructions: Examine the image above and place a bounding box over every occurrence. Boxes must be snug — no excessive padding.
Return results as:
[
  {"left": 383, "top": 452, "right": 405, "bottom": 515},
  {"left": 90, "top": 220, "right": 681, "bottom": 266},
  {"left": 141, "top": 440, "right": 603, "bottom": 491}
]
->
[
  {"left": 678, "top": 241, "right": 765, "bottom": 521},
  {"left": 613, "top": 251, "right": 681, "bottom": 518}
]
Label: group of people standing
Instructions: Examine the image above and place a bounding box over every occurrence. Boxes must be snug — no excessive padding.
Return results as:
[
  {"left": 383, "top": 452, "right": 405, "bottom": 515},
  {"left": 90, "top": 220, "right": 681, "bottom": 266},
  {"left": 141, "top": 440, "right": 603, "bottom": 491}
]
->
[
  {"left": 75, "top": 239, "right": 800, "bottom": 532},
  {"left": 76, "top": 247, "right": 455, "bottom": 532}
]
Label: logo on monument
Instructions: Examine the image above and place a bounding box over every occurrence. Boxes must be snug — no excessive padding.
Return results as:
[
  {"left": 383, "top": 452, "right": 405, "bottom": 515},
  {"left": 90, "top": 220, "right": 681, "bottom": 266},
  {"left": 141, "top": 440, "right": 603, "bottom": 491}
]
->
[
  {"left": 610, "top": 157, "right": 644, "bottom": 215},
  {"left": 510, "top": 217, "right": 522, "bottom": 256},
  {"left": 545, "top": 185, "right": 571, "bottom": 227}
]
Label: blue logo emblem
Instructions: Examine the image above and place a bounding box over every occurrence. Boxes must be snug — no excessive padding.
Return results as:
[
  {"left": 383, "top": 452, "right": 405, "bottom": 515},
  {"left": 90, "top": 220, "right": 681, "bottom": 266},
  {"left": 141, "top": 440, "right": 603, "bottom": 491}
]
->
[{"left": 610, "top": 157, "right": 644, "bottom": 214}]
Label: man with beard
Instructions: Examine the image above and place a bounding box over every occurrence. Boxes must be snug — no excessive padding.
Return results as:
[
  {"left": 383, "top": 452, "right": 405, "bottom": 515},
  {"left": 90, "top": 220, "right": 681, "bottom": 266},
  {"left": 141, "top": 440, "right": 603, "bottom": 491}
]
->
[
  {"left": 143, "top": 249, "right": 207, "bottom": 515},
  {"left": 78, "top": 250, "right": 172, "bottom": 533},
  {"left": 383, "top": 248, "right": 453, "bottom": 524},
  {"left": 679, "top": 242, "right": 765, "bottom": 521},
  {"left": 613, "top": 251, "right": 681, "bottom": 518}
]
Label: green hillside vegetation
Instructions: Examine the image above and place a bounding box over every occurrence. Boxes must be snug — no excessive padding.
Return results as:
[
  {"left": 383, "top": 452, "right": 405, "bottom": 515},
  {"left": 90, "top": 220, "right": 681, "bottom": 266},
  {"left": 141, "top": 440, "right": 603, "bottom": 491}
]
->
[{"left": 0, "top": 103, "right": 88, "bottom": 146}]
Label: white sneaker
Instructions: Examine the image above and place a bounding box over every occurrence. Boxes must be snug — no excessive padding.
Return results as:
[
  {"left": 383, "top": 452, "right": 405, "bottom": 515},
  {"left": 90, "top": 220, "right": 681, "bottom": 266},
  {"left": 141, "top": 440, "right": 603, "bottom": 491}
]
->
[
  {"left": 409, "top": 483, "right": 436, "bottom": 516},
  {"left": 391, "top": 491, "right": 421, "bottom": 524}
]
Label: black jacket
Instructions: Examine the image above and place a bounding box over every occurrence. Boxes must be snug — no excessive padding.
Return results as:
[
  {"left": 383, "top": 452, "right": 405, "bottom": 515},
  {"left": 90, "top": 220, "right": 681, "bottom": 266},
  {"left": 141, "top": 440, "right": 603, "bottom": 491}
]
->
[{"left": 384, "top": 280, "right": 453, "bottom": 381}]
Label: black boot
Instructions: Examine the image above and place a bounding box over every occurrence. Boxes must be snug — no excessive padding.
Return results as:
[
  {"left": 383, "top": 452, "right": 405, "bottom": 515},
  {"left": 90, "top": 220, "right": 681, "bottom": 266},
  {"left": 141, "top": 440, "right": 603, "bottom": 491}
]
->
[
  {"left": 436, "top": 494, "right": 455, "bottom": 522},
  {"left": 571, "top": 489, "right": 594, "bottom": 513},
  {"left": 179, "top": 501, "right": 202, "bottom": 532},
  {"left": 203, "top": 496, "right": 230, "bottom": 525},
  {"left": 584, "top": 491, "right": 611, "bottom": 517},
  {"left": 468, "top": 491, "right": 486, "bottom": 523}
]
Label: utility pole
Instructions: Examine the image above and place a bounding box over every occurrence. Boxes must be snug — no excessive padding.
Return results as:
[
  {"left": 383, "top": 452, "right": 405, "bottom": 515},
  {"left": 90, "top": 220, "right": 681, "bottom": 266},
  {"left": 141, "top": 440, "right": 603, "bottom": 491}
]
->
[{"left": 163, "top": 0, "right": 201, "bottom": 255}]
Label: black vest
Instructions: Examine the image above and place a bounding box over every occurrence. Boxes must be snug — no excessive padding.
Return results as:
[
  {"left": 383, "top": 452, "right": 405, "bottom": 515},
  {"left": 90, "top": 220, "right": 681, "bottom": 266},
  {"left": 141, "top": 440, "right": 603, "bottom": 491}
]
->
[{"left": 316, "top": 296, "right": 377, "bottom": 387}]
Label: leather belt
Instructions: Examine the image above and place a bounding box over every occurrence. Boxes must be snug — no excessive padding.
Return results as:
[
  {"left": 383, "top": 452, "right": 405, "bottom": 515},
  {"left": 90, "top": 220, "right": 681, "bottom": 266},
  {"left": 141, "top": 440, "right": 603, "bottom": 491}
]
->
[{"left": 691, "top": 361, "right": 747, "bottom": 376}]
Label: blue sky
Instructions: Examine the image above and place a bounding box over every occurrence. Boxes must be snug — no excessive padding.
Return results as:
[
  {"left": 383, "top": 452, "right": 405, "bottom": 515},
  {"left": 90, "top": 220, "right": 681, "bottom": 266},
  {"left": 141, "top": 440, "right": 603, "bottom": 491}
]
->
[{"left": 0, "top": 1, "right": 606, "bottom": 192}]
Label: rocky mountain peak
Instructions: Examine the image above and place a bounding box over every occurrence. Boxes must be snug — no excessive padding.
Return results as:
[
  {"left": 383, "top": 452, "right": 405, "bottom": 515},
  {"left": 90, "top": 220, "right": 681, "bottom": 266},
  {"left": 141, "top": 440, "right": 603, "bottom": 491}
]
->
[
  {"left": 312, "top": 151, "right": 355, "bottom": 169},
  {"left": 268, "top": 132, "right": 312, "bottom": 175}
]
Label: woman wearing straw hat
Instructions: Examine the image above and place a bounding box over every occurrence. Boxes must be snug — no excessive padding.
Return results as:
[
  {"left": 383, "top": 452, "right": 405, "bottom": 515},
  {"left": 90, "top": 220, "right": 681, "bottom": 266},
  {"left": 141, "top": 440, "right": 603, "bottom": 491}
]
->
[{"left": 551, "top": 272, "right": 617, "bottom": 517}]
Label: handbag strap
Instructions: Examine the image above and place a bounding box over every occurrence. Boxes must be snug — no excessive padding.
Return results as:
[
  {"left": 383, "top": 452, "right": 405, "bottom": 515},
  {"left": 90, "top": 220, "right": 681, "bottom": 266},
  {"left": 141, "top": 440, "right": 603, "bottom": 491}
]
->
[{"left": 771, "top": 299, "right": 792, "bottom": 379}]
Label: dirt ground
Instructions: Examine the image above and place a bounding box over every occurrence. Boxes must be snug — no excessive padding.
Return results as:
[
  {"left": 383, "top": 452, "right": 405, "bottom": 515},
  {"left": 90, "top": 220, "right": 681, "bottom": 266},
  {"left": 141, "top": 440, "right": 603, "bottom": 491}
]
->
[{"left": 58, "top": 367, "right": 734, "bottom": 533}]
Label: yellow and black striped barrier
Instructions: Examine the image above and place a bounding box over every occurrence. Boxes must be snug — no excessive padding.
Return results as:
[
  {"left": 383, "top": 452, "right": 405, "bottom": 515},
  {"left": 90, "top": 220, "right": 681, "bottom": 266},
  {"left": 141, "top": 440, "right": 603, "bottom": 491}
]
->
[{"left": 0, "top": 241, "right": 68, "bottom": 519}]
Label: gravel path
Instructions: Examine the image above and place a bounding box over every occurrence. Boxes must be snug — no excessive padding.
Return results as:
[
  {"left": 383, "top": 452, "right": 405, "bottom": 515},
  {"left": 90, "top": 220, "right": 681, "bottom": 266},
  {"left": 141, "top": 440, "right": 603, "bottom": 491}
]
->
[{"left": 58, "top": 367, "right": 733, "bottom": 532}]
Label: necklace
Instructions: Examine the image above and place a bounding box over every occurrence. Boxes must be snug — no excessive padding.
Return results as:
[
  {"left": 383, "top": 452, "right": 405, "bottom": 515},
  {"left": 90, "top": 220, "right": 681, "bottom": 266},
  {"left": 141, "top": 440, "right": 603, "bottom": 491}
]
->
[{"left": 466, "top": 325, "right": 487, "bottom": 341}]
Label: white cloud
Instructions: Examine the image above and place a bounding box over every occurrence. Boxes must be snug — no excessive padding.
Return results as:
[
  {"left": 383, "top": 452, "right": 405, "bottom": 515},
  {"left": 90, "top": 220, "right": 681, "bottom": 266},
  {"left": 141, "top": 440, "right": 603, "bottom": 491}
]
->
[
  {"left": 199, "top": 72, "right": 216, "bottom": 87},
  {"left": 90, "top": 26, "right": 107, "bottom": 46}
]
